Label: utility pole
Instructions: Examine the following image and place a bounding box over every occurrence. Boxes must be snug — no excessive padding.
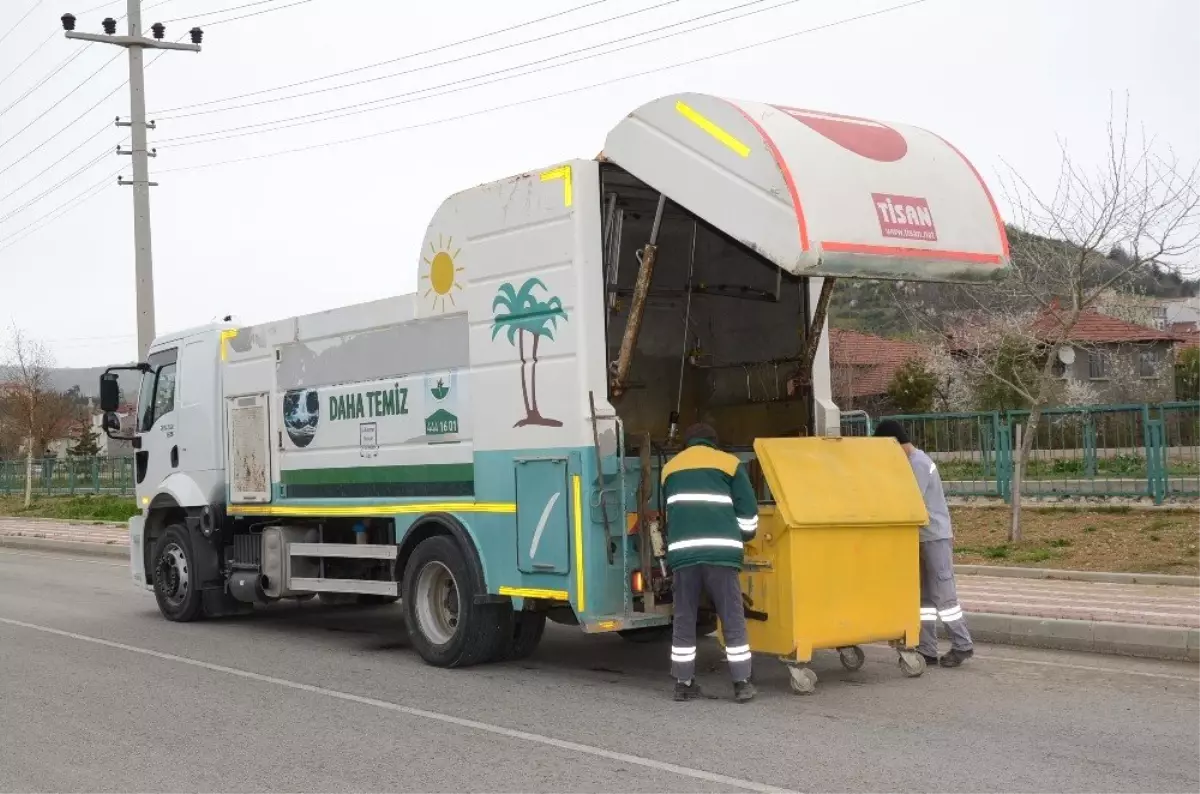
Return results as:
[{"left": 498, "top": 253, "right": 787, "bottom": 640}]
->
[{"left": 60, "top": 2, "right": 202, "bottom": 361}]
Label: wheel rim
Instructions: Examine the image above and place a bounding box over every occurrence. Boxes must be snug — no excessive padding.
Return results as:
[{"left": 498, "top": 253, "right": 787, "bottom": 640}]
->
[
  {"left": 414, "top": 560, "right": 460, "bottom": 645},
  {"left": 155, "top": 543, "right": 189, "bottom": 608}
]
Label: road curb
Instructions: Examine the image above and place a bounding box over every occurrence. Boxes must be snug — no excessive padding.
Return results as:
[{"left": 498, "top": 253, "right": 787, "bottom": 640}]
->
[
  {"left": 957, "top": 564, "right": 1199, "bottom": 587},
  {"left": 0, "top": 516, "right": 126, "bottom": 526},
  {"left": 958, "top": 613, "right": 1200, "bottom": 662},
  {"left": 0, "top": 536, "right": 128, "bottom": 559}
]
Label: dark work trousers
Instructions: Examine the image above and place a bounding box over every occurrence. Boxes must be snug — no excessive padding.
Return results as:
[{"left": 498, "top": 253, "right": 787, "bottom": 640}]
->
[
  {"left": 918, "top": 538, "right": 973, "bottom": 655},
  {"left": 670, "top": 564, "right": 752, "bottom": 683}
]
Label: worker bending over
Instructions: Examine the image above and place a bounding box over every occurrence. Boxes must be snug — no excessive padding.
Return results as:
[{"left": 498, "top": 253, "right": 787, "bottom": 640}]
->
[
  {"left": 661, "top": 423, "right": 760, "bottom": 702},
  {"left": 874, "top": 419, "right": 974, "bottom": 667}
]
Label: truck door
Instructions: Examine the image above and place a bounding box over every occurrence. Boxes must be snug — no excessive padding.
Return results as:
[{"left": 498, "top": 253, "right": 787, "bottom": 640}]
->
[{"left": 133, "top": 347, "right": 179, "bottom": 505}]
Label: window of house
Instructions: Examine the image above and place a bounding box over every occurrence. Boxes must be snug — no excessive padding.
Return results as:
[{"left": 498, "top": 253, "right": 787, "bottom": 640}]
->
[
  {"left": 1088, "top": 350, "right": 1110, "bottom": 380},
  {"left": 1138, "top": 350, "right": 1159, "bottom": 378},
  {"left": 137, "top": 349, "right": 179, "bottom": 432}
]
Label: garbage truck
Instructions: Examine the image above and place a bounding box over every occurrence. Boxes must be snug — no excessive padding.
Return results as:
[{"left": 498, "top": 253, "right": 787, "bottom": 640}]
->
[{"left": 99, "top": 93, "right": 1009, "bottom": 681}]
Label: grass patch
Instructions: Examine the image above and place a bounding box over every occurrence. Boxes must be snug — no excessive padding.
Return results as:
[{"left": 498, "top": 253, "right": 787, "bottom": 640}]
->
[
  {"left": 0, "top": 494, "right": 137, "bottom": 522},
  {"left": 951, "top": 506, "right": 1199, "bottom": 575}
]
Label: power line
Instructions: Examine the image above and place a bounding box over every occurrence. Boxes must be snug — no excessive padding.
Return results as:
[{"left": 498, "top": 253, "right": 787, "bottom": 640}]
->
[
  {"left": 0, "top": 123, "right": 114, "bottom": 206},
  {"left": 0, "top": 146, "right": 116, "bottom": 226},
  {"left": 0, "top": 45, "right": 89, "bottom": 118},
  {"left": 0, "top": 50, "right": 123, "bottom": 153},
  {"left": 156, "top": 0, "right": 673, "bottom": 121},
  {"left": 202, "top": 0, "right": 312, "bottom": 27},
  {"left": 156, "top": 0, "right": 790, "bottom": 147},
  {"left": 150, "top": 0, "right": 614, "bottom": 116},
  {"left": 0, "top": 0, "right": 44, "bottom": 50},
  {"left": 160, "top": 0, "right": 931, "bottom": 175},
  {"left": 159, "top": 0, "right": 293, "bottom": 24},
  {"left": 0, "top": 167, "right": 121, "bottom": 253},
  {"left": 0, "top": 31, "right": 57, "bottom": 92},
  {"left": 0, "top": 31, "right": 191, "bottom": 183}
]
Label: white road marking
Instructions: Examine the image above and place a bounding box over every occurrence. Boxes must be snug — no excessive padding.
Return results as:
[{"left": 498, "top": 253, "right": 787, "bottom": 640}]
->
[
  {"left": 0, "top": 550, "right": 125, "bottom": 567},
  {"left": 0, "top": 616, "right": 793, "bottom": 794},
  {"left": 866, "top": 643, "right": 1198, "bottom": 681},
  {"left": 528, "top": 491, "right": 560, "bottom": 559},
  {"left": 979, "top": 653, "right": 1199, "bottom": 682}
]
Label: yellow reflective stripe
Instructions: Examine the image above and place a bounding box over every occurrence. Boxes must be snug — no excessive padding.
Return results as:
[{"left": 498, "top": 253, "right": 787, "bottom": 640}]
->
[
  {"left": 498, "top": 586, "right": 569, "bottom": 601},
  {"left": 572, "top": 474, "right": 585, "bottom": 613},
  {"left": 229, "top": 502, "right": 516, "bottom": 517},
  {"left": 675, "top": 100, "right": 750, "bottom": 158},
  {"left": 219, "top": 328, "right": 239, "bottom": 361},
  {"left": 540, "top": 165, "right": 573, "bottom": 207}
]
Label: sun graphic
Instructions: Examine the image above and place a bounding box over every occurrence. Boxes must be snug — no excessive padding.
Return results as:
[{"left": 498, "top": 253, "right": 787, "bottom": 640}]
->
[{"left": 421, "top": 234, "right": 464, "bottom": 312}]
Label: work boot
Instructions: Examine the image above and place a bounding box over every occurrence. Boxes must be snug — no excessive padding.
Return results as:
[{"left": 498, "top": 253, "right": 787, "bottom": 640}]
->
[
  {"left": 673, "top": 679, "right": 704, "bottom": 701},
  {"left": 920, "top": 652, "right": 939, "bottom": 667},
  {"left": 939, "top": 648, "right": 974, "bottom": 668},
  {"left": 733, "top": 680, "right": 757, "bottom": 703}
]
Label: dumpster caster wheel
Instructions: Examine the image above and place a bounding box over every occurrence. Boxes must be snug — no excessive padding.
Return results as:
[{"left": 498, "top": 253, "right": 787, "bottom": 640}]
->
[
  {"left": 898, "top": 650, "right": 926, "bottom": 678},
  {"left": 787, "top": 666, "right": 818, "bottom": 695},
  {"left": 838, "top": 645, "right": 866, "bottom": 672}
]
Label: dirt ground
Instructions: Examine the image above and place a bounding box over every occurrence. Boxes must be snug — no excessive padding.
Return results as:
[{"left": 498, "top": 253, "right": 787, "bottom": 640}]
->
[{"left": 951, "top": 506, "right": 1199, "bottom": 575}]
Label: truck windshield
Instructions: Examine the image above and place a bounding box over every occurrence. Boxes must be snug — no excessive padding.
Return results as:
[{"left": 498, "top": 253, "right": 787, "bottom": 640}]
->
[{"left": 137, "top": 348, "right": 178, "bottom": 432}]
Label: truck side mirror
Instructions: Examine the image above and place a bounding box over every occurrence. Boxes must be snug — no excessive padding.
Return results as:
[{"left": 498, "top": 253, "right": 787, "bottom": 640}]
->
[
  {"left": 103, "top": 412, "right": 122, "bottom": 433},
  {"left": 99, "top": 373, "right": 121, "bottom": 412}
]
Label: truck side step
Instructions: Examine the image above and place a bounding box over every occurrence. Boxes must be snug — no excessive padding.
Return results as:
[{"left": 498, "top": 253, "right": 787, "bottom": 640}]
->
[
  {"left": 288, "top": 578, "right": 399, "bottom": 597},
  {"left": 288, "top": 542, "right": 397, "bottom": 560}
]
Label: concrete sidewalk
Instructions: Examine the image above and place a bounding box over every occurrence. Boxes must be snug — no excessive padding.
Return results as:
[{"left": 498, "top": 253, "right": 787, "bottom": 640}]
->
[{"left": 2, "top": 517, "right": 1197, "bottom": 660}]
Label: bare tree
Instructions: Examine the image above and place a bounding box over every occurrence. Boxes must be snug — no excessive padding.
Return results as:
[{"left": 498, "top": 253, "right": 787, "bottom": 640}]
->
[
  {"left": 912, "top": 99, "right": 1200, "bottom": 539},
  {"left": 0, "top": 328, "right": 71, "bottom": 508}
]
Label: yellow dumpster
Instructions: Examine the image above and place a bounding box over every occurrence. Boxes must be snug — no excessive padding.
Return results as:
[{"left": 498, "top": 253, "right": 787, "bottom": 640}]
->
[{"left": 735, "top": 436, "right": 929, "bottom": 694}]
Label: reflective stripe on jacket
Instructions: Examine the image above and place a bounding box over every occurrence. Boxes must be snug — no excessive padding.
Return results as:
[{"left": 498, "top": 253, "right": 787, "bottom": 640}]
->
[{"left": 660, "top": 439, "right": 758, "bottom": 570}]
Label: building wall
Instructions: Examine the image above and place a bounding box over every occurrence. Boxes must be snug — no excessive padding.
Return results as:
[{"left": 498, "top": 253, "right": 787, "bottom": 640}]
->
[{"left": 1062, "top": 341, "right": 1176, "bottom": 403}]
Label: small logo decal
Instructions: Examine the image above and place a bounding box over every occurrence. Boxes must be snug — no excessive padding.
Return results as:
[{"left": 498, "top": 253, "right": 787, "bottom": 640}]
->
[{"left": 871, "top": 193, "right": 937, "bottom": 242}]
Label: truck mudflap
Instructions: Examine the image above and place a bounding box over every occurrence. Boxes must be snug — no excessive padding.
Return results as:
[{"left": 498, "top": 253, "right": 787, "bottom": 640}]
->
[
  {"left": 128, "top": 514, "right": 150, "bottom": 590},
  {"left": 603, "top": 93, "right": 1011, "bottom": 283}
]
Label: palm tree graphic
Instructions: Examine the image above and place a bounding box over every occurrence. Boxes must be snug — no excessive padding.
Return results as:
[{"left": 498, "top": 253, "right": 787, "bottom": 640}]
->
[{"left": 491, "top": 278, "right": 568, "bottom": 427}]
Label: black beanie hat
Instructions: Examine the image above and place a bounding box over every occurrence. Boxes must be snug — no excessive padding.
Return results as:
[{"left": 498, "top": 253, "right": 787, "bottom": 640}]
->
[{"left": 873, "top": 419, "right": 910, "bottom": 445}]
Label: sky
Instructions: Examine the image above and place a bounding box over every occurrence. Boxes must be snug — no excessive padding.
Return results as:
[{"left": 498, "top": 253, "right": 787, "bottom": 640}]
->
[{"left": 0, "top": 0, "right": 1197, "bottom": 368}]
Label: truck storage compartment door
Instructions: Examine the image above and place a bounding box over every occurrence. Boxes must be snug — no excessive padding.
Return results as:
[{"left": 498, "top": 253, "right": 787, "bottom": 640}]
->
[
  {"left": 227, "top": 393, "right": 272, "bottom": 503},
  {"left": 516, "top": 457, "right": 571, "bottom": 575},
  {"left": 603, "top": 93, "right": 1011, "bottom": 283}
]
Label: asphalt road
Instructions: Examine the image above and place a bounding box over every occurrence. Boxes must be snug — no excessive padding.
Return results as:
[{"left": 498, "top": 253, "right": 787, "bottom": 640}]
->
[{"left": 1, "top": 550, "right": 1197, "bottom": 793}]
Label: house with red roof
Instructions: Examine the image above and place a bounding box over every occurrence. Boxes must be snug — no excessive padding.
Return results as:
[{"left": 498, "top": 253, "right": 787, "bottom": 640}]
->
[
  {"left": 828, "top": 329, "right": 927, "bottom": 411},
  {"left": 971, "top": 307, "right": 1187, "bottom": 403}
]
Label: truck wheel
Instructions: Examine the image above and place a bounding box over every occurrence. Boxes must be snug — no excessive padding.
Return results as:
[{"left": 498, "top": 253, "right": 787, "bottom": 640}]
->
[
  {"left": 151, "top": 525, "right": 205, "bottom": 622},
  {"left": 402, "top": 535, "right": 509, "bottom": 668},
  {"left": 497, "top": 611, "right": 547, "bottom": 661}
]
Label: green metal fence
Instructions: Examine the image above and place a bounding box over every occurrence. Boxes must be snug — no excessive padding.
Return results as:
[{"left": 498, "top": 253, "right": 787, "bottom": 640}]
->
[
  {"left": 0, "top": 456, "right": 135, "bottom": 498},
  {"left": 841, "top": 401, "right": 1200, "bottom": 503}
]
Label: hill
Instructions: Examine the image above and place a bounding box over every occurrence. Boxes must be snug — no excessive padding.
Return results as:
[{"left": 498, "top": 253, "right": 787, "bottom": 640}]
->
[{"left": 829, "top": 227, "right": 1199, "bottom": 337}]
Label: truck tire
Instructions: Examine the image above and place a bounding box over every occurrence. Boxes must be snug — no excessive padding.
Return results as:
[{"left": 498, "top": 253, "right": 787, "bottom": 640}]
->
[
  {"left": 151, "top": 524, "right": 205, "bottom": 622},
  {"left": 497, "top": 611, "right": 547, "bottom": 661},
  {"left": 402, "top": 535, "right": 509, "bottom": 668}
]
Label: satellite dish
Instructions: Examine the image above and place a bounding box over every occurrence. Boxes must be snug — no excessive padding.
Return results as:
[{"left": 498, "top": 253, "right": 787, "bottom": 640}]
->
[{"left": 1057, "top": 346, "right": 1076, "bottom": 365}]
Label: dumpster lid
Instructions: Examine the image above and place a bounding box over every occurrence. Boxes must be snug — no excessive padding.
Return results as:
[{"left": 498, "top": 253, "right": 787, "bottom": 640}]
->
[
  {"left": 753, "top": 437, "right": 929, "bottom": 528},
  {"left": 603, "top": 93, "right": 1010, "bottom": 283}
]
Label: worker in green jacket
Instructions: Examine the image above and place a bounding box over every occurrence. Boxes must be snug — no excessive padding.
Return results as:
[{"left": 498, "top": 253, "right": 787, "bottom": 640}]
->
[{"left": 661, "top": 423, "right": 759, "bottom": 703}]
